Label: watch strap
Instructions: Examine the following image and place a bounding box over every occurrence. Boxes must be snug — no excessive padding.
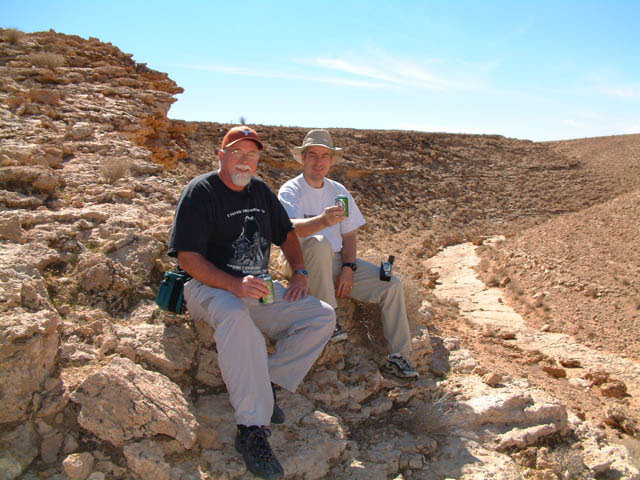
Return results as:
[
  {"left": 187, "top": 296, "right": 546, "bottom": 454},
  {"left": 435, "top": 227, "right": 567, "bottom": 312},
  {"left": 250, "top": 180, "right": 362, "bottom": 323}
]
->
[{"left": 293, "top": 268, "right": 309, "bottom": 277}]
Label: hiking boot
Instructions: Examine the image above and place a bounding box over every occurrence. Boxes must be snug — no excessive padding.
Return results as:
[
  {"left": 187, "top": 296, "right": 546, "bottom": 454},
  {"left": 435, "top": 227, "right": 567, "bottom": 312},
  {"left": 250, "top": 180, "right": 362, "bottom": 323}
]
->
[
  {"left": 270, "top": 383, "right": 285, "bottom": 424},
  {"left": 235, "top": 426, "right": 284, "bottom": 479},
  {"left": 330, "top": 322, "right": 348, "bottom": 343},
  {"left": 380, "top": 354, "right": 419, "bottom": 379}
]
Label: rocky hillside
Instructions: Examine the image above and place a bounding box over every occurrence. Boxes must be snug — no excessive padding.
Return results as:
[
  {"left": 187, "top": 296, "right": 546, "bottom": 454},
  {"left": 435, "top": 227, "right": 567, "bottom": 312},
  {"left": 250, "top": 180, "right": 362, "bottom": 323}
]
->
[{"left": 1, "top": 28, "right": 638, "bottom": 480}]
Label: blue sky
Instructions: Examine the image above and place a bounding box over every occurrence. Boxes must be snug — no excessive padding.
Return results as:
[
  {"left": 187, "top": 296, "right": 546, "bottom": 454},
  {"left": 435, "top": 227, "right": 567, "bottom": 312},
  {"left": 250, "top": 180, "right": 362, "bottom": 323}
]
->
[{"left": 3, "top": 0, "right": 639, "bottom": 141}]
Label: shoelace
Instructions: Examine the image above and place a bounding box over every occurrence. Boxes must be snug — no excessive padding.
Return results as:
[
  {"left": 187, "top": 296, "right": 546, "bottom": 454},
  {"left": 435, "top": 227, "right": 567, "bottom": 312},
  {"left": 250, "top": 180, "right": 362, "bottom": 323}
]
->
[
  {"left": 246, "top": 427, "right": 276, "bottom": 462},
  {"left": 391, "top": 355, "right": 414, "bottom": 370}
]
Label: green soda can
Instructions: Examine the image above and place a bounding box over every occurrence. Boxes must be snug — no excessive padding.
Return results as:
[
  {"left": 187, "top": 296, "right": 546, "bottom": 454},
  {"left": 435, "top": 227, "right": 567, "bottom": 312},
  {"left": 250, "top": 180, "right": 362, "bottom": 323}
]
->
[
  {"left": 335, "top": 194, "right": 349, "bottom": 217},
  {"left": 259, "top": 274, "right": 275, "bottom": 304}
]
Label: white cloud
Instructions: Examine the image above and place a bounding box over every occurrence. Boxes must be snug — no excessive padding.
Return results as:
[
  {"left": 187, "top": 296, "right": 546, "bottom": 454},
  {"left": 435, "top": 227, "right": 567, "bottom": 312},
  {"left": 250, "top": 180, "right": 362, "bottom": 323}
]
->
[
  {"left": 562, "top": 119, "right": 589, "bottom": 128},
  {"left": 600, "top": 85, "right": 640, "bottom": 99},
  {"left": 304, "top": 53, "right": 487, "bottom": 93},
  {"left": 178, "top": 63, "right": 392, "bottom": 89},
  {"left": 179, "top": 47, "right": 491, "bottom": 93}
]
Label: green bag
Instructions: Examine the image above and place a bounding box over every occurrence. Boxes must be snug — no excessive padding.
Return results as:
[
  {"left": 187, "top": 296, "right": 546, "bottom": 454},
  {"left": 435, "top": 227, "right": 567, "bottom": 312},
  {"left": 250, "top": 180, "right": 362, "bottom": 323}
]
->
[{"left": 156, "top": 270, "right": 188, "bottom": 314}]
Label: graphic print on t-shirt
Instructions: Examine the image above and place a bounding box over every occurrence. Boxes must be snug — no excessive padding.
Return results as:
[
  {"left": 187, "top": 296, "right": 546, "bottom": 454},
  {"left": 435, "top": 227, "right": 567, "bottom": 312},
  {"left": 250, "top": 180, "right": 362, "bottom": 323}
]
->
[{"left": 229, "top": 213, "right": 269, "bottom": 275}]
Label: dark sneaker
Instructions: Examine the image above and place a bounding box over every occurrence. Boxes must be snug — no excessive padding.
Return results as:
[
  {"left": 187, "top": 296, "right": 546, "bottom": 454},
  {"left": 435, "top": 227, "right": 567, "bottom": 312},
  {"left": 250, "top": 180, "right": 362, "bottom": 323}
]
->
[
  {"left": 235, "top": 426, "right": 284, "bottom": 479},
  {"left": 270, "top": 384, "right": 285, "bottom": 425},
  {"left": 330, "top": 322, "right": 348, "bottom": 343},
  {"left": 381, "top": 354, "right": 419, "bottom": 379}
]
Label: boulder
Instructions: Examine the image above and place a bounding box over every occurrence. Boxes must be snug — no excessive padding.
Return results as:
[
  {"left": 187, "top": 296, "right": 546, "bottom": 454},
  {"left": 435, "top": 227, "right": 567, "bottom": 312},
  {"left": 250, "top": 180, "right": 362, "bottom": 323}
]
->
[
  {"left": 114, "top": 322, "right": 196, "bottom": 380},
  {"left": 195, "top": 347, "right": 225, "bottom": 388},
  {"left": 0, "top": 310, "right": 60, "bottom": 423},
  {"left": 70, "top": 356, "right": 198, "bottom": 448},
  {"left": 0, "top": 214, "right": 26, "bottom": 243},
  {"left": 0, "top": 423, "right": 39, "bottom": 480},
  {"left": 123, "top": 440, "right": 170, "bottom": 480}
]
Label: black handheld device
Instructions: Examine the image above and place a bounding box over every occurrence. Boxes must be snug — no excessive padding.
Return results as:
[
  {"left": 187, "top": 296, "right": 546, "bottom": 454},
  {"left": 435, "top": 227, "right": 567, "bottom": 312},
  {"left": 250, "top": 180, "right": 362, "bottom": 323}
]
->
[{"left": 379, "top": 255, "right": 395, "bottom": 281}]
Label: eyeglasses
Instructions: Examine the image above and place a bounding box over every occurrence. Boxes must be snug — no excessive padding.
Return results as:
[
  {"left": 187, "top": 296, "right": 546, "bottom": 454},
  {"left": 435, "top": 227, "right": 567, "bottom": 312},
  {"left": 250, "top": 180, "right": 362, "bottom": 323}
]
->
[{"left": 226, "top": 149, "right": 260, "bottom": 162}]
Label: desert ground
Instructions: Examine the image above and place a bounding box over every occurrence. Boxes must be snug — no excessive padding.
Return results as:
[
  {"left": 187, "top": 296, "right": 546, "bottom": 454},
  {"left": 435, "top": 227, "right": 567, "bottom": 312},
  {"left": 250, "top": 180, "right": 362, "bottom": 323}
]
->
[{"left": 1, "top": 28, "right": 639, "bottom": 479}]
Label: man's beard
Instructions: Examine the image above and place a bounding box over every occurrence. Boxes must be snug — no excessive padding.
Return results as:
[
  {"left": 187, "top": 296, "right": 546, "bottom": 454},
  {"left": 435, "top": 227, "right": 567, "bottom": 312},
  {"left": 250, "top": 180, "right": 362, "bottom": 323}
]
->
[{"left": 231, "top": 170, "right": 252, "bottom": 187}]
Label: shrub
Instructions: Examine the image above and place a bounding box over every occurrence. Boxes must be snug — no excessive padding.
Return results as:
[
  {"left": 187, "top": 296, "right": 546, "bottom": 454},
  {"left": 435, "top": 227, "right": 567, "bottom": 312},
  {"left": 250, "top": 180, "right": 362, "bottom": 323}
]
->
[
  {"left": 478, "top": 257, "right": 490, "bottom": 272},
  {"left": 4, "top": 28, "right": 25, "bottom": 44},
  {"left": 507, "top": 279, "right": 524, "bottom": 298},
  {"left": 28, "top": 52, "right": 65, "bottom": 69},
  {"left": 100, "top": 157, "right": 131, "bottom": 184},
  {"left": 396, "top": 390, "right": 453, "bottom": 436}
]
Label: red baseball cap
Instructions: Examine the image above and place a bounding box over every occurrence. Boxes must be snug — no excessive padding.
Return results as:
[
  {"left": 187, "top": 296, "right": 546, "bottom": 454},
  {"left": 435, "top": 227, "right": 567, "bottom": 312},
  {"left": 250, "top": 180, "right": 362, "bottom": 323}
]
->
[{"left": 221, "top": 126, "right": 263, "bottom": 150}]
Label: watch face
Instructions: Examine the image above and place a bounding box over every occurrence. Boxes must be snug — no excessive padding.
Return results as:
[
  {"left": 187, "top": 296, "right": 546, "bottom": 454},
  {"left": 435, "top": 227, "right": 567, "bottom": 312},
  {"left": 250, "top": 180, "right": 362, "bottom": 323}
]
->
[{"left": 295, "top": 269, "right": 309, "bottom": 277}]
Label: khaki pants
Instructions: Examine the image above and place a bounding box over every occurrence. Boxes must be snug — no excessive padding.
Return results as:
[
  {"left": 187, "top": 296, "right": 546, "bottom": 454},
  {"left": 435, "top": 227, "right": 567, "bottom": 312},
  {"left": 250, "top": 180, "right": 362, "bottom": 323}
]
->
[
  {"left": 283, "top": 235, "right": 411, "bottom": 356},
  {"left": 184, "top": 278, "right": 335, "bottom": 426}
]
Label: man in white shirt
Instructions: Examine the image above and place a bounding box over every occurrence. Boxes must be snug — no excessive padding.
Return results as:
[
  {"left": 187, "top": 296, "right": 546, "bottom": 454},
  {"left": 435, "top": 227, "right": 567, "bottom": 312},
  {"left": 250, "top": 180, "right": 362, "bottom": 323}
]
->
[{"left": 278, "top": 129, "right": 418, "bottom": 379}]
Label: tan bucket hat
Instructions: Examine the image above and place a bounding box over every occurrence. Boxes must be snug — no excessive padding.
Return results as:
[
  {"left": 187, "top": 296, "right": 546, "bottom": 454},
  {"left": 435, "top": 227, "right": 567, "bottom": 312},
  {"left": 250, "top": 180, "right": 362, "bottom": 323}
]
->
[{"left": 292, "top": 129, "right": 343, "bottom": 164}]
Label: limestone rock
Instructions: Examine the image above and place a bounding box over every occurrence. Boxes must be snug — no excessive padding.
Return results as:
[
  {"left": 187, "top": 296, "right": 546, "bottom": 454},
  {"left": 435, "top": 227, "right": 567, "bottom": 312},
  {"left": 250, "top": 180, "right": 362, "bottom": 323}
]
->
[
  {"left": 541, "top": 364, "right": 566, "bottom": 378},
  {"left": 60, "top": 334, "right": 98, "bottom": 364},
  {"left": 599, "top": 379, "right": 627, "bottom": 398},
  {"left": 0, "top": 214, "right": 26, "bottom": 243},
  {"left": 70, "top": 356, "right": 198, "bottom": 448},
  {"left": 0, "top": 423, "right": 39, "bottom": 480},
  {"left": 0, "top": 309, "right": 60, "bottom": 423},
  {"left": 411, "top": 326, "right": 434, "bottom": 370},
  {"left": 483, "top": 372, "right": 503, "bottom": 387},
  {"left": 449, "top": 348, "right": 480, "bottom": 374},
  {"left": 62, "top": 452, "right": 94, "bottom": 480},
  {"left": 123, "top": 440, "right": 170, "bottom": 480},
  {"left": 194, "top": 394, "right": 237, "bottom": 449},
  {"left": 40, "top": 430, "right": 64, "bottom": 463},
  {"left": 27, "top": 88, "right": 62, "bottom": 105},
  {"left": 195, "top": 347, "right": 225, "bottom": 388},
  {"left": 450, "top": 392, "right": 567, "bottom": 432},
  {"left": 497, "top": 423, "right": 559, "bottom": 450},
  {"left": 114, "top": 322, "right": 196, "bottom": 380},
  {"left": 301, "top": 357, "right": 383, "bottom": 408},
  {"left": 0, "top": 166, "right": 60, "bottom": 193},
  {"left": 275, "top": 412, "right": 348, "bottom": 479},
  {"left": 76, "top": 252, "right": 133, "bottom": 297},
  {"left": 68, "top": 122, "right": 94, "bottom": 140},
  {"left": 603, "top": 406, "right": 639, "bottom": 436},
  {"left": 559, "top": 357, "right": 581, "bottom": 368}
]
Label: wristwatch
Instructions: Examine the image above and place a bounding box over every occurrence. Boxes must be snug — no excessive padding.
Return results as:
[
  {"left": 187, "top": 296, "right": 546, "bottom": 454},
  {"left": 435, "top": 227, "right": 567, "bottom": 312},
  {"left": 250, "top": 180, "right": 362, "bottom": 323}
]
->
[
  {"left": 293, "top": 269, "right": 309, "bottom": 277},
  {"left": 342, "top": 262, "right": 357, "bottom": 272}
]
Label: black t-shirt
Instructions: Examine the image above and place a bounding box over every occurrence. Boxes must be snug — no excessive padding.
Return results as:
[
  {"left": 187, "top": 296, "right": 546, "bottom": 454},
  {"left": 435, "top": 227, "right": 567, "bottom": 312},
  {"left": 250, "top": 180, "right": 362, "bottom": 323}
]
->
[{"left": 168, "top": 172, "right": 293, "bottom": 277}]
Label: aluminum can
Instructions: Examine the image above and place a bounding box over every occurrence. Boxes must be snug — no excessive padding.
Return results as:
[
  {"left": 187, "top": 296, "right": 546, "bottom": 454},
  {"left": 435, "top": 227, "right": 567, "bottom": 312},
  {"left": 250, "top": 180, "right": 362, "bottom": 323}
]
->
[
  {"left": 258, "top": 274, "right": 275, "bottom": 304},
  {"left": 335, "top": 195, "right": 349, "bottom": 217}
]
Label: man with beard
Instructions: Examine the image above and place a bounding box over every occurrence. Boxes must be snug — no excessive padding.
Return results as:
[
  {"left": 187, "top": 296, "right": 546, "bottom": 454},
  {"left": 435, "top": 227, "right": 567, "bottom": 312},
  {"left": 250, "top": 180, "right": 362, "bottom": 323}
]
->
[{"left": 169, "top": 126, "right": 335, "bottom": 479}]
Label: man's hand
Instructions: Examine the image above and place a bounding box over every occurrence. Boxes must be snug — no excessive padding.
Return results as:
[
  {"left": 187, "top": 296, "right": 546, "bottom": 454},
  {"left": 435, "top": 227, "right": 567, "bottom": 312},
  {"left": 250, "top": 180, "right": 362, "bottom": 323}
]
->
[
  {"left": 284, "top": 272, "right": 308, "bottom": 302},
  {"left": 320, "top": 205, "right": 346, "bottom": 227},
  {"left": 335, "top": 268, "right": 354, "bottom": 298},
  {"left": 233, "top": 275, "right": 271, "bottom": 299}
]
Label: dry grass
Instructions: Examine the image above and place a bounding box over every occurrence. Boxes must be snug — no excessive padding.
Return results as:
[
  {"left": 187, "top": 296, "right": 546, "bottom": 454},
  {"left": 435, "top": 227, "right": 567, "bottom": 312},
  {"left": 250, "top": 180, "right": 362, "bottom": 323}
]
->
[
  {"left": 478, "top": 257, "right": 490, "bottom": 272},
  {"left": 396, "top": 390, "right": 454, "bottom": 436},
  {"left": 100, "top": 157, "right": 131, "bottom": 184},
  {"left": 28, "top": 52, "right": 65, "bottom": 69},
  {"left": 4, "top": 28, "right": 25, "bottom": 44},
  {"left": 506, "top": 279, "right": 525, "bottom": 298}
]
